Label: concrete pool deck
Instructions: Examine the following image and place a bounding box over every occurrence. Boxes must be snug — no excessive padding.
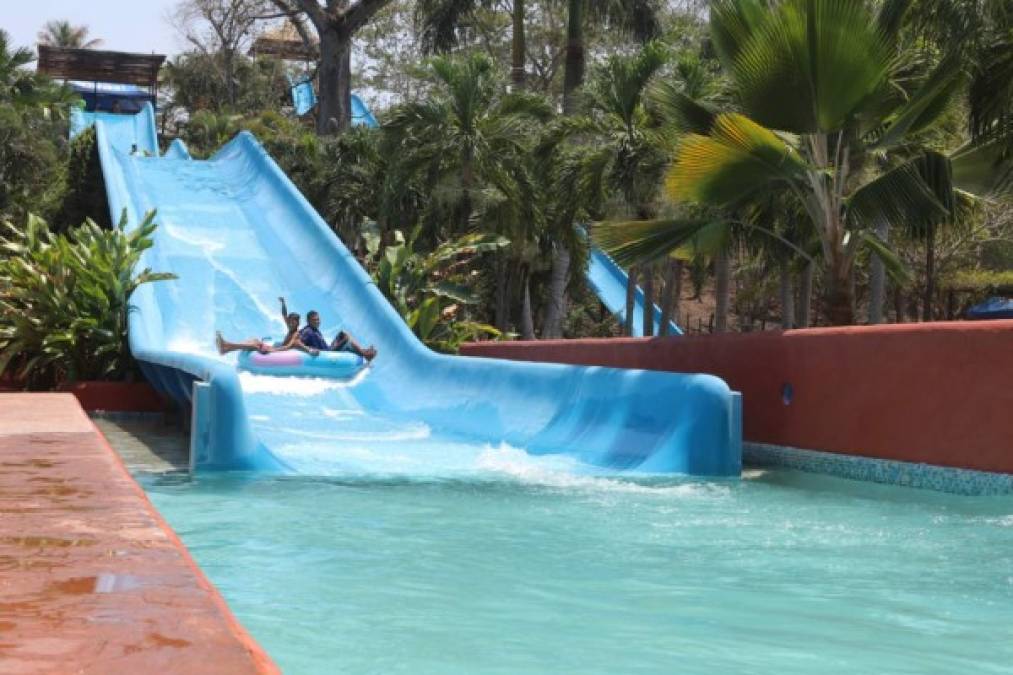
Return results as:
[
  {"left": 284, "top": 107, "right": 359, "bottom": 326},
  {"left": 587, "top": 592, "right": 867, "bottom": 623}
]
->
[{"left": 0, "top": 393, "right": 277, "bottom": 674}]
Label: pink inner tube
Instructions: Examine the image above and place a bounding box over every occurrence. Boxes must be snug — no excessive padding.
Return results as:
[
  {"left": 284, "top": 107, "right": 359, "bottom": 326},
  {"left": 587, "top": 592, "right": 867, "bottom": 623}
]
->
[
  {"left": 247, "top": 351, "right": 303, "bottom": 367},
  {"left": 237, "top": 348, "right": 365, "bottom": 379}
]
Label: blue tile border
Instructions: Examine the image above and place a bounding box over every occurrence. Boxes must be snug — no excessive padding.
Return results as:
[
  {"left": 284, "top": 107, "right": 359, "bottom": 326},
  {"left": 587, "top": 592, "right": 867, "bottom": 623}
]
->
[{"left": 744, "top": 442, "right": 1013, "bottom": 496}]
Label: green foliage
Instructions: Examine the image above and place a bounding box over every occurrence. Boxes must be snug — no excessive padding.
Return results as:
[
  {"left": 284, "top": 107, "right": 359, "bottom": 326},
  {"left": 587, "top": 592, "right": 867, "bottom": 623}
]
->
[
  {"left": 162, "top": 51, "right": 289, "bottom": 116},
  {"left": 383, "top": 53, "right": 548, "bottom": 238},
  {"left": 180, "top": 109, "right": 329, "bottom": 206},
  {"left": 0, "top": 105, "right": 66, "bottom": 222},
  {"left": 0, "top": 210, "right": 175, "bottom": 387},
  {"left": 365, "top": 227, "right": 508, "bottom": 351},
  {"left": 0, "top": 30, "right": 79, "bottom": 224},
  {"left": 713, "top": 0, "right": 895, "bottom": 133},
  {"left": 58, "top": 127, "right": 109, "bottom": 230},
  {"left": 666, "top": 112, "right": 809, "bottom": 206},
  {"left": 653, "top": 0, "right": 1006, "bottom": 323},
  {"left": 0, "top": 29, "right": 76, "bottom": 110},
  {"left": 942, "top": 269, "right": 1013, "bottom": 291}
]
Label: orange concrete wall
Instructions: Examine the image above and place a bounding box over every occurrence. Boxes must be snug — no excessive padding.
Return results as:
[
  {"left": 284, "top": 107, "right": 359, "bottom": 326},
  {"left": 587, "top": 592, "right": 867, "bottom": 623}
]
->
[
  {"left": 461, "top": 320, "right": 1013, "bottom": 473},
  {"left": 56, "top": 381, "right": 167, "bottom": 412},
  {"left": 0, "top": 379, "right": 167, "bottom": 412}
]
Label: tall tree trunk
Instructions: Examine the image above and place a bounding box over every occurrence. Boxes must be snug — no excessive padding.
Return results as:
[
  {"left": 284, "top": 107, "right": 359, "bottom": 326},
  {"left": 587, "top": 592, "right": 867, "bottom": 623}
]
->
[
  {"left": 316, "top": 27, "right": 352, "bottom": 135},
  {"left": 624, "top": 266, "right": 638, "bottom": 336},
  {"left": 798, "top": 261, "right": 814, "bottom": 328},
  {"left": 511, "top": 0, "right": 526, "bottom": 89},
  {"left": 642, "top": 264, "right": 655, "bottom": 337},
  {"left": 562, "top": 0, "right": 584, "bottom": 115},
  {"left": 547, "top": 0, "right": 582, "bottom": 338},
  {"left": 822, "top": 249, "right": 854, "bottom": 326},
  {"left": 659, "top": 259, "right": 682, "bottom": 336},
  {"left": 779, "top": 263, "right": 795, "bottom": 329},
  {"left": 520, "top": 267, "right": 535, "bottom": 340},
  {"left": 923, "top": 225, "right": 936, "bottom": 322},
  {"left": 542, "top": 245, "right": 570, "bottom": 338},
  {"left": 494, "top": 254, "right": 511, "bottom": 331},
  {"left": 868, "top": 255, "right": 886, "bottom": 324},
  {"left": 714, "top": 251, "right": 730, "bottom": 332},
  {"left": 223, "top": 50, "right": 236, "bottom": 106},
  {"left": 894, "top": 287, "right": 905, "bottom": 323},
  {"left": 868, "top": 220, "right": 888, "bottom": 324}
]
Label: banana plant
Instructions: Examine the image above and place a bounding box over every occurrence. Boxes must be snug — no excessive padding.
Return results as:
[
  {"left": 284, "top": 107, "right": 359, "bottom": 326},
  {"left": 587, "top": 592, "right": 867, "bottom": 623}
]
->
[
  {"left": 0, "top": 209, "right": 175, "bottom": 387},
  {"left": 364, "top": 226, "right": 508, "bottom": 351}
]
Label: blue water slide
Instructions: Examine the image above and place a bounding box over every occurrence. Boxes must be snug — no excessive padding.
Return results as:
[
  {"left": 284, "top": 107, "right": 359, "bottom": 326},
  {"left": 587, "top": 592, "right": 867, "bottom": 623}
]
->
[
  {"left": 286, "top": 75, "right": 378, "bottom": 128},
  {"left": 350, "top": 94, "right": 379, "bottom": 128},
  {"left": 586, "top": 244, "right": 683, "bottom": 337},
  {"left": 73, "top": 103, "right": 740, "bottom": 477}
]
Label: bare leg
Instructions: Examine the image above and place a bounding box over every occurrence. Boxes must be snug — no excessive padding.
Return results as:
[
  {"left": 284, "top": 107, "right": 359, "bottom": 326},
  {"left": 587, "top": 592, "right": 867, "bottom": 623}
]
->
[
  {"left": 331, "top": 331, "right": 377, "bottom": 361},
  {"left": 216, "top": 331, "right": 267, "bottom": 355}
]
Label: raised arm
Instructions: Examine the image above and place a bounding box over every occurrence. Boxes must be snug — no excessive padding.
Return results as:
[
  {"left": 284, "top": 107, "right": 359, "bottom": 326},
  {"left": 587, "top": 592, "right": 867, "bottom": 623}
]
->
[{"left": 279, "top": 296, "right": 289, "bottom": 323}]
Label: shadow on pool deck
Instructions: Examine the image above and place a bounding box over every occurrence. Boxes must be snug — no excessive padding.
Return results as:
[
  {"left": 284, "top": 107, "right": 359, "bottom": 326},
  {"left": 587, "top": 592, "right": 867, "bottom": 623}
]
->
[
  {"left": 0, "top": 393, "right": 277, "bottom": 674},
  {"left": 92, "top": 415, "right": 189, "bottom": 474}
]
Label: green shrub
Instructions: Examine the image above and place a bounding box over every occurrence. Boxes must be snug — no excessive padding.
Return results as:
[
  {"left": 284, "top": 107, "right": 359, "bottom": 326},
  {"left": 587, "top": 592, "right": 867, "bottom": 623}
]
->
[
  {"left": 942, "top": 269, "right": 1013, "bottom": 291},
  {"left": 366, "top": 227, "right": 507, "bottom": 352},
  {"left": 0, "top": 209, "right": 175, "bottom": 387},
  {"left": 58, "top": 127, "right": 109, "bottom": 230},
  {"left": 0, "top": 105, "right": 65, "bottom": 223}
]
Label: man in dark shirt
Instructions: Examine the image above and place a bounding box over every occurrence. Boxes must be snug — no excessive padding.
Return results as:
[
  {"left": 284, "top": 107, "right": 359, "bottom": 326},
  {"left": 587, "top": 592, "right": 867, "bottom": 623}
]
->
[{"left": 299, "top": 310, "right": 377, "bottom": 361}]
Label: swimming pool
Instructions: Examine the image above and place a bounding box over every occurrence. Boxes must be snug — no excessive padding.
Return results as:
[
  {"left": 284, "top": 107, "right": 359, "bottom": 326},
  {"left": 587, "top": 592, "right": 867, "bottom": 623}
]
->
[{"left": 139, "top": 453, "right": 1013, "bottom": 674}]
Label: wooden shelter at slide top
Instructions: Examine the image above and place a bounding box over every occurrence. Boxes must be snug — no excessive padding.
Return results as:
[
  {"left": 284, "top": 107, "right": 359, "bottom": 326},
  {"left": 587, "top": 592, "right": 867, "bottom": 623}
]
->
[
  {"left": 249, "top": 21, "right": 317, "bottom": 61},
  {"left": 37, "top": 46, "right": 165, "bottom": 113}
]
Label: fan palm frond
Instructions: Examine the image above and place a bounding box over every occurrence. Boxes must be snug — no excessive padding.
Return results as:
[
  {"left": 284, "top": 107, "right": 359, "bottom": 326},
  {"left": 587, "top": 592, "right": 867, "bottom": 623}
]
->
[{"left": 666, "top": 113, "right": 809, "bottom": 206}]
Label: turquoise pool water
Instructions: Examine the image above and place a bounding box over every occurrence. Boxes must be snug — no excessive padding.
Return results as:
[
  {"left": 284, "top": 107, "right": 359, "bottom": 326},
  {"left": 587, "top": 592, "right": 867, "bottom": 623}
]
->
[{"left": 140, "top": 454, "right": 1013, "bottom": 674}]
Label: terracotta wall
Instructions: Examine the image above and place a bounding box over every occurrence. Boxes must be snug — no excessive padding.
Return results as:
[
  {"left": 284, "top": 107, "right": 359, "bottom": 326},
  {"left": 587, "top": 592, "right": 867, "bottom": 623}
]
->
[
  {"left": 56, "top": 381, "right": 167, "bottom": 413},
  {"left": 461, "top": 320, "right": 1013, "bottom": 473}
]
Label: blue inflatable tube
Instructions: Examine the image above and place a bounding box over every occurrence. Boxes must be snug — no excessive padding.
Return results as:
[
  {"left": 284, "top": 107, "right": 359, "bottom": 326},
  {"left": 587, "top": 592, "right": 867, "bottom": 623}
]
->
[{"left": 237, "top": 349, "right": 365, "bottom": 378}]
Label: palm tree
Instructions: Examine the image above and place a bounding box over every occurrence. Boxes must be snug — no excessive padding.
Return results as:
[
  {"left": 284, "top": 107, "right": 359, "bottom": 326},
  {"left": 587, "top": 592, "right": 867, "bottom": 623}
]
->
[
  {"left": 590, "top": 48, "right": 749, "bottom": 333},
  {"left": 907, "top": 0, "right": 1013, "bottom": 151},
  {"left": 555, "top": 43, "right": 670, "bottom": 336},
  {"left": 385, "top": 54, "right": 548, "bottom": 232},
  {"left": 0, "top": 29, "right": 75, "bottom": 112},
  {"left": 415, "top": 0, "right": 529, "bottom": 89},
  {"left": 37, "top": 20, "right": 102, "bottom": 49},
  {"left": 0, "top": 30, "right": 36, "bottom": 104},
  {"left": 384, "top": 54, "right": 551, "bottom": 331},
  {"left": 533, "top": 0, "right": 664, "bottom": 337},
  {"left": 561, "top": 0, "right": 661, "bottom": 114},
  {"left": 599, "top": 0, "right": 1007, "bottom": 325}
]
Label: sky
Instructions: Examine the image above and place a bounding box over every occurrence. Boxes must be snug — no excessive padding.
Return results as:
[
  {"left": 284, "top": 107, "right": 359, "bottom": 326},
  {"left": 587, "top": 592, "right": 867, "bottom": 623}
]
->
[{"left": 4, "top": 0, "right": 184, "bottom": 60}]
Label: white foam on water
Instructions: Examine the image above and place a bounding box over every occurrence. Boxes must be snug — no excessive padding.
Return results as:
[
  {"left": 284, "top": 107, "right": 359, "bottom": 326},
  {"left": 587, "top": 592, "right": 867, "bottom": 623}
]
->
[
  {"left": 473, "top": 443, "right": 724, "bottom": 497},
  {"left": 239, "top": 372, "right": 347, "bottom": 396},
  {"left": 981, "top": 515, "right": 1013, "bottom": 527},
  {"left": 272, "top": 443, "right": 422, "bottom": 475},
  {"left": 322, "top": 408, "right": 366, "bottom": 419},
  {"left": 164, "top": 223, "right": 226, "bottom": 252}
]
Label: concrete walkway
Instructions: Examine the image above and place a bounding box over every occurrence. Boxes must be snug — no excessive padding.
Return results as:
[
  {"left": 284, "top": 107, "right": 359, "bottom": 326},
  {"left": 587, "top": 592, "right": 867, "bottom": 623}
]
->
[{"left": 0, "top": 394, "right": 277, "bottom": 674}]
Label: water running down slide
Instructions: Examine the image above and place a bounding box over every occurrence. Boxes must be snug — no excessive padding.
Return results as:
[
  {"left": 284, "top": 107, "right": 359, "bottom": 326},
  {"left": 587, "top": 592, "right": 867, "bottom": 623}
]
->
[{"left": 80, "top": 104, "right": 740, "bottom": 476}]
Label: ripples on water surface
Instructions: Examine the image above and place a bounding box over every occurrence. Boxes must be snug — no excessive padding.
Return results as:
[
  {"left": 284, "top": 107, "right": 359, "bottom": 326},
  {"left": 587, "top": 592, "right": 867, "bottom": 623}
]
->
[{"left": 141, "top": 443, "right": 1013, "bottom": 675}]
